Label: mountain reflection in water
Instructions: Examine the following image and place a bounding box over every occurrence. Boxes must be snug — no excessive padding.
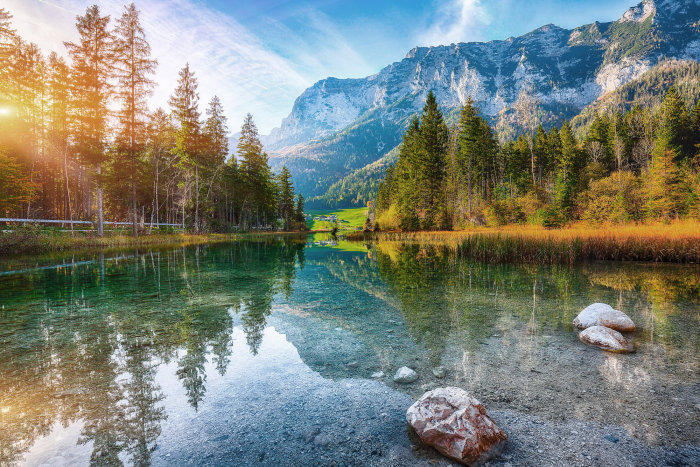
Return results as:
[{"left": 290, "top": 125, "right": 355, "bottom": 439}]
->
[{"left": 0, "top": 239, "right": 699, "bottom": 466}]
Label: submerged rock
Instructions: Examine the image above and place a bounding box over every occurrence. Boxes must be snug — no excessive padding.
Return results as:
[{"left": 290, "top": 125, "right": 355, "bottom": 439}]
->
[
  {"left": 432, "top": 367, "right": 446, "bottom": 378},
  {"left": 346, "top": 362, "right": 359, "bottom": 369},
  {"left": 573, "top": 303, "right": 636, "bottom": 332},
  {"left": 371, "top": 371, "right": 385, "bottom": 378},
  {"left": 579, "top": 326, "right": 635, "bottom": 353},
  {"left": 406, "top": 387, "right": 507, "bottom": 466},
  {"left": 394, "top": 367, "right": 418, "bottom": 383}
]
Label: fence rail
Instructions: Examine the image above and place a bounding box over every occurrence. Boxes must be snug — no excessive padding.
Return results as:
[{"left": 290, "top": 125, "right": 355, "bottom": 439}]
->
[{"left": 0, "top": 218, "right": 181, "bottom": 227}]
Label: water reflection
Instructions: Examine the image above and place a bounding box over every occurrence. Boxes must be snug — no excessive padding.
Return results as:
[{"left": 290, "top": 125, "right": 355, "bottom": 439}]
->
[
  {"left": 0, "top": 240, "right": 305, "bottom": 466},
  {"left": 0, "top": 240, "right": 699, "bottom": 466}
]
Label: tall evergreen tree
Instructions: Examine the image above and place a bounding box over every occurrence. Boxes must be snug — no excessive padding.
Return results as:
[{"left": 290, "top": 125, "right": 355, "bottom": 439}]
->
[
  {"left": 168, "top": 63, "right": 201, "bottom": 232},
  {"left": 278, "top": 166, "right": 294, "bottom": 230},
  {"left": 415, "top": 90, "right": 448, "bottom": 229},
  {"left": 113, "top": 2, "right": 157, "bottom": 236},
  {"left": 295, "top": 193, "right": 306, "bottom": 230},
  {"left": 64, "top": 5, "right": 114, "bottom": 236},
  {"left": 237, "top": 114, "right": 276, "bottom": 230}
]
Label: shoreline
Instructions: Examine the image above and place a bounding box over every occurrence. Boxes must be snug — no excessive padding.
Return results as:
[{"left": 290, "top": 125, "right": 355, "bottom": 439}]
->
[
  {"left": 0, "top": 229, "right": 319, "bottom": 258},
  {"left": 346, "top": 221, "right": 700, "bottom": 264}
]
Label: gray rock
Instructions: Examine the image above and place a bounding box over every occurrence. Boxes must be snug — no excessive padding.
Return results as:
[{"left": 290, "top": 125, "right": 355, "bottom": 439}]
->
[
  {"left": 432, "top": 367, "right": 446, "bottom": 378},
  {"left": 394, "top": 366, "right": 418, "bottom": 383},
  {"left": 346, "top": 362, "right": 358, "bottom": 369},
  {"left": 578, "top": 326, "right": 635, "bottom": 353},
  {"left": 573, "top": 303, "right": 635, "bottom": 332},
  {"left": 371, "top": 371, "right": 385, "bottom": 378}
]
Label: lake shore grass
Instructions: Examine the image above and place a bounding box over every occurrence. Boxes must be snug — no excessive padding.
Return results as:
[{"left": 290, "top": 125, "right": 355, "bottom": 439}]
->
[
  {"left": 0, "top": 227, "right": 313, "bottom": 257},
  {"left": 347, "top": 220, "right": 700, "bottom": 264}
]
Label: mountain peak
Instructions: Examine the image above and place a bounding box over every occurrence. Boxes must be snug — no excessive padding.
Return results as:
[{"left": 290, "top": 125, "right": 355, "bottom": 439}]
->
[{"left": 619, "top": 0, "right": 656, "bottom": 23}]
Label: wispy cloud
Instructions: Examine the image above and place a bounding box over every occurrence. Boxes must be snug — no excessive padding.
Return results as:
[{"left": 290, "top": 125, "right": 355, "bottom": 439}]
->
[
  {"left": 254, "top": 7, "right": 375, "bottom": 81},
  {"left": 6, "top": 0, "right": 312, "bottom": 132},
  {"left": 419, "top": 0, "right": 491, "bottom": 47}
]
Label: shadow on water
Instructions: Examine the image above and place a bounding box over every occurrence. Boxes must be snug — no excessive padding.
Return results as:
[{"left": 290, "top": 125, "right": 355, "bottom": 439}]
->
[{"left": 0, "top": 238, "right": 699, "bottom": 466}]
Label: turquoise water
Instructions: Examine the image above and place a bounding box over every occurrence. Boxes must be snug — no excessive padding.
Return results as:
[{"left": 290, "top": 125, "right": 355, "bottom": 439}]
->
[{"left": 1, "top": 239, "right": 699, "bottom": 466}]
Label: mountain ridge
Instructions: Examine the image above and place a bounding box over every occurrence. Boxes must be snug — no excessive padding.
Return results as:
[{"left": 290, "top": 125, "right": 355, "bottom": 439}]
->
[{"left": 260, "top": 0, "right": 700, "bottom": 202}]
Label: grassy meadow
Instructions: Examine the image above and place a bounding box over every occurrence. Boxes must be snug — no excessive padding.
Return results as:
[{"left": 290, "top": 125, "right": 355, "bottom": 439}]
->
[
  {"left": 306, "top": 207, "right": 369, "bottom": 230},
  {"left": 347, "top": 220, "right": 700, "bottom": 264}
]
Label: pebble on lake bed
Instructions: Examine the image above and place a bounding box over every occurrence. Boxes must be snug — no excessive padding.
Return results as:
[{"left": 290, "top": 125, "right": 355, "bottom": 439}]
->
[
  {"left": 406, "top": 387, "right": 507, "bottom": 466},
  {"left": 432, "top": 367, "right": 446, "bottom": 378},
  {"left": 371, "top": 371, "right": 385, "bottom": 378},
  {"left": 578, "top": 326, "right": 635, "bottom": 353},
  {"left": 573, "top": 303, "right": 635, "bottom": 333},
  {"left": 393, "top": 367, "right": 418, "bottom": 383}
]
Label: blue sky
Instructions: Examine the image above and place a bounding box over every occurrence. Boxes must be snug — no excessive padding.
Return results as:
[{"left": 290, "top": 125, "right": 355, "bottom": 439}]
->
[{"left": 9, "top": 0, "right": 637, "bottom": 133}]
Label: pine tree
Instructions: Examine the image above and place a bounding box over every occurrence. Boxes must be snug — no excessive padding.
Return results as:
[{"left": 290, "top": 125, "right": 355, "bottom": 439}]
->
[
  {"left": 660, "top": 87, "right": 690, "bottom": 157},
  {"left": 46, "top": 52, "right": 72, "bottom": 220},
  {"left": 237, "top": 114, "right": 275, "bottom": 230},
  {"left": 278, "top": 166, "right": 294, "bottom": 230},
  {"left": 295, "top": 193, "right": 306, "bottom": 230},
  {"left": 458, "top": 97, "right": 481, "bottom": 218},
  {"left": 168, "top": 63, "right": 201, "bottom": 232},
  {"left": 415, "top": 90, "right": 448, "bottom": 229},
  {"left": 0, "top": 8, "right": 15, "bottom": 100},
  {"left": 202, "top": 96, "right": 228, "bottom": 166},
  {"left": 113, "top": 3, "right": 157, "bottom": 236},
  {"left": 646, "top": 133, "right": 682, "bottom": 220},
  {"left": 64, "top": 5, "right": 114, "bottom": 236},
  {"left": 145, "top": 108, "right": 176, "bottom": 229}
]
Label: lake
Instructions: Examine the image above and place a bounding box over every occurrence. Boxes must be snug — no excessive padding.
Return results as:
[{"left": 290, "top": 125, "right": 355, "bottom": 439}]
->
[{"left": 1, "top": 237, "right": 699, "bottom": 466}]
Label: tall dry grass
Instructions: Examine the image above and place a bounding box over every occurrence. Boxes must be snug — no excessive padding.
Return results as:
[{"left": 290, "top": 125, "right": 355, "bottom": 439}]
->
[{"left": 348, "top": 221, "right": 700, "bottom": 264}]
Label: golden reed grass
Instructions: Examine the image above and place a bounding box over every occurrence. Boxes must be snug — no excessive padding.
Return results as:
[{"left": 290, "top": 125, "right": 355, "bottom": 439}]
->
[{"left": 348, "top": 220, "right": 700, "bottom": 264}]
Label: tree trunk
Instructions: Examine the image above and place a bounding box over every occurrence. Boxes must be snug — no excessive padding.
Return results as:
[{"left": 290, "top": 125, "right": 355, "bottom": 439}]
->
[
  {"left": 195, "top": 165, "right": 199, "bottom": 234},
  {"left": 97, "top": 164, "right": 104, "bottom": 237}
]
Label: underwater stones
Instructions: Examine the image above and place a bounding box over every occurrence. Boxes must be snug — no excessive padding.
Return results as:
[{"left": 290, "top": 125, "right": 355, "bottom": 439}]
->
[
  {"left": 346, "top": 362, "right": 359, "bottom": 369},
  {"left": 578, "top": 326, "right": 635, "bottom": 353},
  {"left": 393, "top": 367, "right": 418, "bottom": 383},
  {"left": 371, "top": 371, "right": 385, "bottom": 378},
  {"left": 432, "top": 367, "right": 446, "bottom": 378},
  {"left": 573, "top": 303, "right": 636, "bottom": 333},
  {"left": 406, "top": 387, "right": 507, "bottom": 466}
]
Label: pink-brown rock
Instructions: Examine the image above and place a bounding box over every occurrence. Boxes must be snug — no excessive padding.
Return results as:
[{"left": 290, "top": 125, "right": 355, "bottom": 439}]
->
[
  {"left": 578, "top": 325, "right": 635, "bottom": 353},
  {"left": 406, "top": 387, "right": 507, "bottom": 466}
]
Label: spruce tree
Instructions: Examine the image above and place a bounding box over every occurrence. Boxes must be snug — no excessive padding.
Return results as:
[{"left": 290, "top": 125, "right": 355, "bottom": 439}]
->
[
  {"left": 237, "top": 114, "right": 275, "bottom": 230},
  {"left": 278, "top": 166, "right": 294, "bottom": 230},
  {"left": 168, "top": 63, "right": 201, "bottom": 232},
  {"left": 64, "top": 5, "right": 113, "bottom": 236},
  {"left": 113, "top": 3, "right": 157, "bottom": 236},
  {"left": 415, "top": 90, "right": 448, "bottom": 229},
  {"left": 295, "top": 193, "right": 306, "bottom": 230}
]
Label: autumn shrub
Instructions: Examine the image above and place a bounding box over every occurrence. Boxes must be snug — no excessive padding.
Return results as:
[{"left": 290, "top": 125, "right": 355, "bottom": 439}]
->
[{"left": 581, "top": 171, "right": 644, "bottom": 223}]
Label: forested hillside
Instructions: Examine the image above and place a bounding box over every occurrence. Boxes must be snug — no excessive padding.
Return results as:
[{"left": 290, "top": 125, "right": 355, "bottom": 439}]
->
[
  {"left": 375, "top": 89, "right": 700, "bottom": 230},
  {"left": 0, "top": 5, "right": 307, "bottom": 234},
  {"left": 305, "top": 147, "right": 399, "bottom": 209}
]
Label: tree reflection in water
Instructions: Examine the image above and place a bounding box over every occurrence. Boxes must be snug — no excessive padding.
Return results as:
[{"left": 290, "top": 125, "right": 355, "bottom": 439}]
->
[{"left": 0, "top": 239, "right": 305, "bottom": 467}]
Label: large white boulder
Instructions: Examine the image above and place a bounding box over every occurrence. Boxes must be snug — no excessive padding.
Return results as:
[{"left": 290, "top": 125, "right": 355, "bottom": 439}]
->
[
  {"left": 406, "top": 387, "right": 507, "bottom": 466},
  {"left": 573, "top": 303, "right": 635, "bottom": 332},
  {"left": 579, "top": 325, "right": 635, "bottom": 353}
]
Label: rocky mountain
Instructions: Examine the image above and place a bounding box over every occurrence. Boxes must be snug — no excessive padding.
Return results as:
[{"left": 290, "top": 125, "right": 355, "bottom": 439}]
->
[{"left": 262, "top": 0, "right": 700, "bottom": 202}]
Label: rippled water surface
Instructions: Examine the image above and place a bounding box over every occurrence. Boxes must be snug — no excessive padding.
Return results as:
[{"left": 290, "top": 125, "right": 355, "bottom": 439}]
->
[{"left": 1, "top": 237, "right": 699, "bottom": 466}]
